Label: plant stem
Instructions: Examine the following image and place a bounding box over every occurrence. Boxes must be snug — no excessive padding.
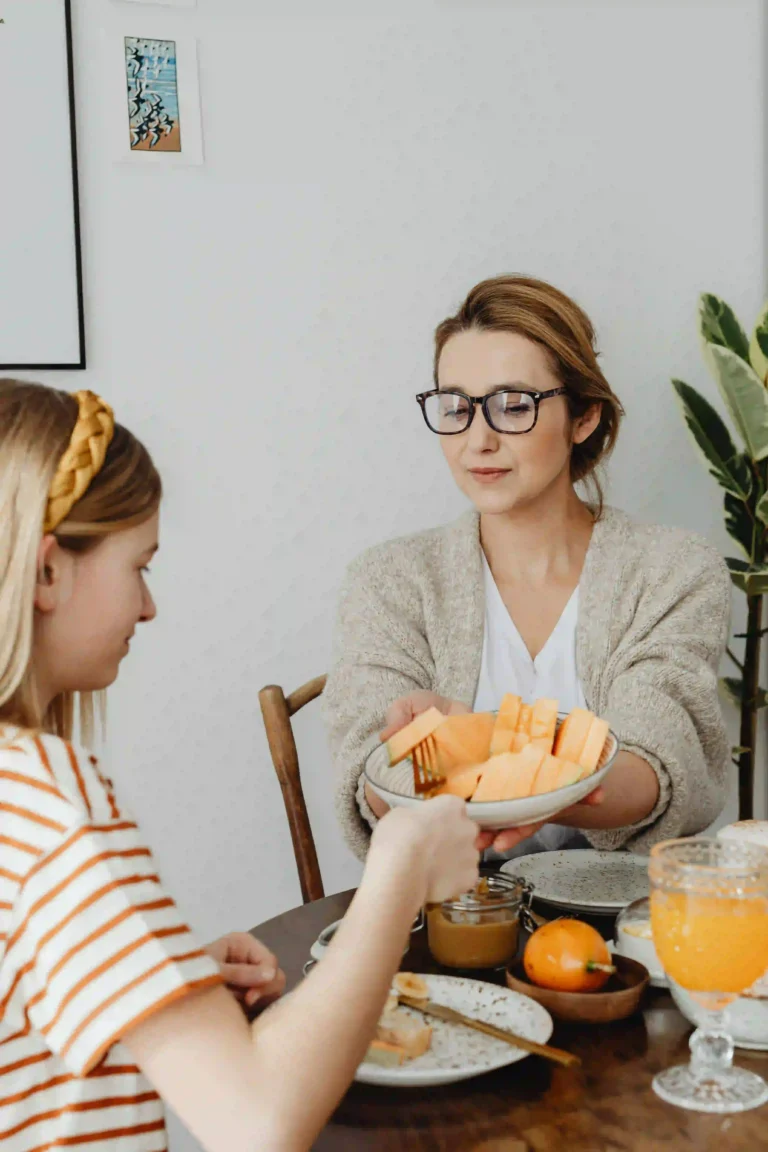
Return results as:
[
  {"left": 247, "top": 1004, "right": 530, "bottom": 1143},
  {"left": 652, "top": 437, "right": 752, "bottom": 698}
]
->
[
  {"left": 739, "top": 594, "right": 763, "bottom": 820},
  {"left": 726, "top": 646, "right": 744, "bottom": 671}
]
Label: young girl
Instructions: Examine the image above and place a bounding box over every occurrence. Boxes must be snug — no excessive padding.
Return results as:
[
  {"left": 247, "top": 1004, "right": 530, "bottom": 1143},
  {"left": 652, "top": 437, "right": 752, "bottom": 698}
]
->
[
  {"left": 325, "top": 275, "right": 731, "bottom": 861},
  {"left": 0, "top": 380, "right": 481, "bottom": 1152}
]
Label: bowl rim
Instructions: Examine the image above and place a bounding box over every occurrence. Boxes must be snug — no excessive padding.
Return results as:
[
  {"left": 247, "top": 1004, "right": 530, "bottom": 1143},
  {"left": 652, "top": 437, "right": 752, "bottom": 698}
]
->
[
  {"left": 364, "top": 713, "right": 620, "bottom": 810},
  {"left": 505, "top": 953, "right": 651, "bottom": 1002}
]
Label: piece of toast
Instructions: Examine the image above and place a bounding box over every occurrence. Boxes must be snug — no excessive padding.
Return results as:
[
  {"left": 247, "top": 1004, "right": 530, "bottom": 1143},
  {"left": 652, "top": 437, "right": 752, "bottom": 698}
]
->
[{"left": 376, "top": 1009, "right": 432, "bottom": 1059}]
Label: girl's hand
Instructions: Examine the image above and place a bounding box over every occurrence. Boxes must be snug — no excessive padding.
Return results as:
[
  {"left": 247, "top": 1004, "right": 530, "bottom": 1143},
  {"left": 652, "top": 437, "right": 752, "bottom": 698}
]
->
[{"left": 207, "top": 932, "right": 287, "bottom": 1012}]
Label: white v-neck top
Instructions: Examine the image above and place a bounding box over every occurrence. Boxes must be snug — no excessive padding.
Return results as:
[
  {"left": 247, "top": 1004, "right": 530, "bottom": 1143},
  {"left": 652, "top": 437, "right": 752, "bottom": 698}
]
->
[
  {"left": 473, "top": 554, "right": 589, "bottom": 859},
  {"left": 474, "top": 554, "right": 587, "bottom": 714}
]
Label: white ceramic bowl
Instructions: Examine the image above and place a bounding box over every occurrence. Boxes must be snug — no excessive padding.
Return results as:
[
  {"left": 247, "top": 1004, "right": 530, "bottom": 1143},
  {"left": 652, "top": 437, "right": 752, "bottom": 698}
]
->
[
  {"left": 668, "top": 980, "right": 768, "bottom": 1051},
  {"left": 611, "top": 898, "right": 666, "bottom": 987},
  {"left": 364, "top": 716, "right": 619, "bottom": 831}
]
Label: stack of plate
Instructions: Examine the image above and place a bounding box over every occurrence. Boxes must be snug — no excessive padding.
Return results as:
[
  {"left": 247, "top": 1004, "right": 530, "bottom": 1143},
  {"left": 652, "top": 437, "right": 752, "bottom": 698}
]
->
[{"left": 501, "top": 849, "right": 650, "bottom": 915}]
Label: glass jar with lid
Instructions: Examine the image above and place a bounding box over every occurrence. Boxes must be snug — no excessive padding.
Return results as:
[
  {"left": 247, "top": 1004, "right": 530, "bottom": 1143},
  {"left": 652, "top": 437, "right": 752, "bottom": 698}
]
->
[{"left": 426, "top": 873, "right": 532, "bottom": 970}]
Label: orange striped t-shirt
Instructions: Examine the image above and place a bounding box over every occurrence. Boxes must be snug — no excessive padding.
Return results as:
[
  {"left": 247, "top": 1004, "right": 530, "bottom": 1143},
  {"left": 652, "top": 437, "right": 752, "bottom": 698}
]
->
[{"left": 0, "top": 729, "right": 222, "bottom": 1152}]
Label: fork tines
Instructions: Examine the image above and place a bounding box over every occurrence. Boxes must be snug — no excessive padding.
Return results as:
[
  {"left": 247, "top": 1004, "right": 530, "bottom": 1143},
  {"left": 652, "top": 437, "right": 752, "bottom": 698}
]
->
[{"left": 412, "top": 734, "right": 444, "bottom": 795}]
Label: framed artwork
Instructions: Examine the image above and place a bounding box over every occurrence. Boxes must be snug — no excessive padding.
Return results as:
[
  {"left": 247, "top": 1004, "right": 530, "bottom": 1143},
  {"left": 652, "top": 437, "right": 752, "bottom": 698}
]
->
[
  {"left": 121, "top": 0, "right": 197, "bottom": 6},
  {"left": 0, "top": 0, "right": 85, "bottom": 369},
  {"left": 103, "top": 28, "right": 203, "bottom": 165}
]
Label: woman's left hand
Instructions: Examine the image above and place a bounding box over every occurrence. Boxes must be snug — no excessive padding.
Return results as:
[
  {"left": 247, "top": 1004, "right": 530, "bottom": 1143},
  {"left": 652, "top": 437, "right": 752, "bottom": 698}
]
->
[
  {"left": 477, "top": 784, "right": 605, "bottom": 855},
  {"left": 207, "top": 932, "right": 287, "bottom": 1012}
]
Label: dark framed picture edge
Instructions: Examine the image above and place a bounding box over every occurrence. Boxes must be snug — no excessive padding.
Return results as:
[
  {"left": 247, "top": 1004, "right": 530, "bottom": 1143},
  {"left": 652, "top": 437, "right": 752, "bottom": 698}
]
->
[{"left": 0, "top": 0, "right": 86, "bottom": 372}]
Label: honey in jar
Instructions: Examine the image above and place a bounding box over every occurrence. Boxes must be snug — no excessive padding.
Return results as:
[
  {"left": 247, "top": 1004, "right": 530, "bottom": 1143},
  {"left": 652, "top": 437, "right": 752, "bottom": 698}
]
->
[{"left": 426, "top": 874, "right": 528, "bottom": 969}]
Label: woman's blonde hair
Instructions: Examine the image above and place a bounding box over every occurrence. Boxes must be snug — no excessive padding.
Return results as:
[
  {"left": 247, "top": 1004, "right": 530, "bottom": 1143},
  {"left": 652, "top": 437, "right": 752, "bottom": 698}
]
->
[
  {"left": 434, "top": 275, "right": 624, "bottom": 514},
  {"left": 0, "top": 379, "right": 161, "bottom": 742}
]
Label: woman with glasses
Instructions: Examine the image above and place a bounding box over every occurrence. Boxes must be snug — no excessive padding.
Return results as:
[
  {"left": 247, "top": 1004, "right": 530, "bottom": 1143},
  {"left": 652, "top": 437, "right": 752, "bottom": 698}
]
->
[{"left": 324, "top": 275, "right": 731, "bottom": 862}]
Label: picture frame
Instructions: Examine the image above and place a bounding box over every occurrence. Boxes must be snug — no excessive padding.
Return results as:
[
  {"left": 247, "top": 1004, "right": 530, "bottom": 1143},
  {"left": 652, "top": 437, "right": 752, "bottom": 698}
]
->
[
  {"left": 120, "top": 0, "right": 197, "bottom": 7},
  {"left": 0, "top": 0, "right": 85, "bottom": 370},
  {"left": 102, "top": 28, "right": 204, "bottom": 166}
]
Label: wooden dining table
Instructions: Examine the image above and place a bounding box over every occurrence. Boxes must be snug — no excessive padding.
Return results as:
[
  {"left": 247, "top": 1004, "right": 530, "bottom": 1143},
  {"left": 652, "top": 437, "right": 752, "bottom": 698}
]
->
[{"left": 251, "top": 889, "right": 768, "bottom": 1151}]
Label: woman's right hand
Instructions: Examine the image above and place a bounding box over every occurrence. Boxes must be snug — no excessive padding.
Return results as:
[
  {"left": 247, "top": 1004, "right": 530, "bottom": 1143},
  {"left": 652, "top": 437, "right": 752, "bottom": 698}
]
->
[
  {"left": 379, "top": 690, "right": 470, "bottom": 741},
  {"left": 367, "top": 796, "right": 480, "bottom": 905}
]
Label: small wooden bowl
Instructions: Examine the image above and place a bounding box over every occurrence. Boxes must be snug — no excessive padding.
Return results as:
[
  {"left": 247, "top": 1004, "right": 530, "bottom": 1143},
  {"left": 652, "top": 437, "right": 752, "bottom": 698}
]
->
[{"left": 506, "top": 954, "right": 650, "bottom": 1022}]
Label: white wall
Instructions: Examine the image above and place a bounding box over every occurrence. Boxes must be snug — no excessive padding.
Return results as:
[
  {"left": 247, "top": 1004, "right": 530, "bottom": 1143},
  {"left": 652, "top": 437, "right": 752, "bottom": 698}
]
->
[{"left": 25, "top": 1, "right": 765, "bottom": 1138}]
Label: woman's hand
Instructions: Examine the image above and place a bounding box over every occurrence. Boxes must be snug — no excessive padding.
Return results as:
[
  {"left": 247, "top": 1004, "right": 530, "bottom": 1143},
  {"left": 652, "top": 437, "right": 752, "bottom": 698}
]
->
[
  {"left": 207, "top": 932, "right": 287, "bottom": 1012},
  {"left": 379, "top": 690, "right": 470, "bottom": 741}
]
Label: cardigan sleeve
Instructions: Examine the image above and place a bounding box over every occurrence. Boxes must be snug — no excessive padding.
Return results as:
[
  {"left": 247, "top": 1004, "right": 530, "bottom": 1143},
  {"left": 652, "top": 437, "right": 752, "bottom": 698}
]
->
[
  {"left": 323, "top": 549, "right": 436, "bottom": 861},
  {"left": 583, "top": 543, "right": 732, "bottom": 853}
]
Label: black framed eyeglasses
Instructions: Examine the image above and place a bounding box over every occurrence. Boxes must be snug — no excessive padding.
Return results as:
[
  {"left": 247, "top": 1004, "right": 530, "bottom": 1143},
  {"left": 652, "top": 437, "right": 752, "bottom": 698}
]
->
[{"left": 415, "top": 386, "right": 567, "bottom": 436}]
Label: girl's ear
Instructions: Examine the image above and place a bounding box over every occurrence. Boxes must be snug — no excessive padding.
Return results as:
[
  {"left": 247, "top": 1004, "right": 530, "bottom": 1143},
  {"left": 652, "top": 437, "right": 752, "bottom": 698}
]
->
[
  {"left": 572, "top": 401, "right": 602, "bottom": 445},
  {"left": 35, "top": 536, "right": 66, "bottom": 614}
]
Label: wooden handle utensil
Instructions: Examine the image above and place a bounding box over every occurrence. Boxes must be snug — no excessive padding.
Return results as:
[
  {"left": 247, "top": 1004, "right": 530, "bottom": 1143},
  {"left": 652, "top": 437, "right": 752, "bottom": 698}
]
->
[{"left": 398, "top": 995, "right": 580, "bottom": 1068}]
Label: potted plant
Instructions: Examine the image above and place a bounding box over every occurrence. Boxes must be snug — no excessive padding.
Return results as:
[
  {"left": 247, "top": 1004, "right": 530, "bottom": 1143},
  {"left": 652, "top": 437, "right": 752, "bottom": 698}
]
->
[{"left": 673, "top": 294, "right": 768, "bottom": 819}]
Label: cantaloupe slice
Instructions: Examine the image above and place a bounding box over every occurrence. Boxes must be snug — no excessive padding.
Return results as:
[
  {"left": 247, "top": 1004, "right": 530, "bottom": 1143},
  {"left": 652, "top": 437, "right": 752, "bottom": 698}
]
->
[
  {"left": 470, "top": 745, "right": 547, "bottom": 803},
  {"left": 470, "top": 753, "right": 518, "bottom": 803},
  {"left": 553, "top": 707, "right": 594, "bottom": 763},
  {"left": 489, "top": 693, "right": 522, "bottom": 756},
  {"left": 510, "top": 731, "right": 531, "bottom": 753},
  {"left": 577, "top": 717, "right": 610, "bottom": 778},
  {"left": 529, "top": 698, "right": 558, "bottom": 753},
  {"left": 435, "top": 763, "right": 484, "bottom": 799},
  {"left": 532, "top": 754, "right": 582, "bottom": 796},
  {"left": 386, "top": 706, "right": 445, "bottom": 766},
  {"left": 502, "top": 743, "right": 548, "bottom": 800},
  {"left": 516, "top": 703, "right": 533, "bottom": 736},
  {"left": 432, "top": 712, "right": 494, "bottom": 774}
]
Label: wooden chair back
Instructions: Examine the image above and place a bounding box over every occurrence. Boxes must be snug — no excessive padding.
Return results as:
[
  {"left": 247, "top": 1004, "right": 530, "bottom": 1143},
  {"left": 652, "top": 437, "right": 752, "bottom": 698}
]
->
[{"left": 259, "top": 675, "right": 327, "bottom": 904}]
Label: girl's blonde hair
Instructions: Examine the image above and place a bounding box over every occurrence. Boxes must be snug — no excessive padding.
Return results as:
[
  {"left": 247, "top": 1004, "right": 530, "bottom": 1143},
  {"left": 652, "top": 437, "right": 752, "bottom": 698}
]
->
[
  {"left": 434, "top": 275, "right": 624, "bottom": 515},
  {"left": 0, "top": 379, "right": 161, "bottom": 742}
]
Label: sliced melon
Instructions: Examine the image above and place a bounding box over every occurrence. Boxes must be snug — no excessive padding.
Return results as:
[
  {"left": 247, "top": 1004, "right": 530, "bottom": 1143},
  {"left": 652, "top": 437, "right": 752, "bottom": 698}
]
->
[
  {"left": 435, "top": 763, "right": 484, "bottom": 800},
  {"left": 489, "top": 693, "right": 522, "bottom": 755},
  {"left": 386, "top": 706, "right": 445, "bottom": 766},
  {"left": 516, "top": 703, "right": 533, "bottom": 736},
  {"left": 432, "top": 712, "right": 494, "bottom": 774},
  {"left": 532, "top": 754, "right": 582, "bottom": 796},
  {"left": 502, "top": 743, "right": 547, "bottom": 799},
  {"left": 577, "top": 717, "right": 610, "bottom": 778},
  {"left": 529, "top": 698, "right": 558, "bottom": 754},
  {"left": 470, "top": 753, "right": 518, "bottom": 803},
  {"left": 470, "top": 744, "right": 547, "bottom": 803},
  {"left": 553, "top": 707, "right": 594, "bottom": 763},
  {"left": 510, "top": 731, "right": 531, "bottom": 753}
]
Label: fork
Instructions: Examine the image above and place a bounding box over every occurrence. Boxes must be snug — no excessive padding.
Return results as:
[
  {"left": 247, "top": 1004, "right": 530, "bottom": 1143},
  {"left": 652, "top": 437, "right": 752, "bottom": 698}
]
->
[{"left": 411, "top": 734, "right": 445, "bottom": 794}]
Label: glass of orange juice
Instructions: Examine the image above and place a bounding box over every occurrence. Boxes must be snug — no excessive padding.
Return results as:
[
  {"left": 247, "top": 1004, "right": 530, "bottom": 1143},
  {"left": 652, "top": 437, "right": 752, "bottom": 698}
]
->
[{"left": 649, "top": 837, "right": 768, "bottom": 1112}]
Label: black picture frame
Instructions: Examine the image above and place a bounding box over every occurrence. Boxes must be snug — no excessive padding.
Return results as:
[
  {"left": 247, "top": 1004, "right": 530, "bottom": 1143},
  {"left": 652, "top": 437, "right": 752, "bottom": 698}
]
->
[{"left": 0, "top": 0, "right": 85, "bottom": 370}]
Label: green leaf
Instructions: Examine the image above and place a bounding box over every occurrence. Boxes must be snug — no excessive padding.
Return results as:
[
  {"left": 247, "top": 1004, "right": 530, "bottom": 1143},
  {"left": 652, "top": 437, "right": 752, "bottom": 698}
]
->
[
  {"left": 671, "top": 380, "right": 752, "bottom": 498},
  {"left": 699, "top": 294, "right": 751, "bottom": 362},
  {"left": 756, "top": 490, "right": 768, "bottom": 527},
  {"left": 724, "top": 492, "right": 754, "bottom": 558},
  {"left": 732, "top": 745, "right": 751, "bottom": 756},
  {"left": 725, "top": 557, "right": 768, "bottom": 594},
  {"left": 749, "top": 301, "right": 768, "bottom": 384},
  {"left": 706, "top": 346, "right": 768, "bottom": 461},
  {"left": 726, "top": 557, "right": 750, "bottom": 591},
  {"left": 720, "top": 677, "right": 768, "bottom": 709}
]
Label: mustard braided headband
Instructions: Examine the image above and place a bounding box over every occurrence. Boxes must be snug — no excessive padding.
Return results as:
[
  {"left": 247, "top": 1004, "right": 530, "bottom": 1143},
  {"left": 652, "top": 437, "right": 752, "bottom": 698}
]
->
[{"left": 44, "top": 390, "right": 115, "bottom": 533}]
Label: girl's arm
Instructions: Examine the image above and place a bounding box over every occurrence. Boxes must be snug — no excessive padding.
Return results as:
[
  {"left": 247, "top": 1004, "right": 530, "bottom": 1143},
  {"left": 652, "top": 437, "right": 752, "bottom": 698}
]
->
[{"left": 124, "top": 799, "right": 480, "bottom": 1152}]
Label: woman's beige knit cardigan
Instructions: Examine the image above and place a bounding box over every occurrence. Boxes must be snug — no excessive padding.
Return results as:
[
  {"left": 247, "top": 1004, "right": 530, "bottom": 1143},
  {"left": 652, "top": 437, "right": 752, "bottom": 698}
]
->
[{"left": 323, "top": 508, "right": 732, "bottom": 861}]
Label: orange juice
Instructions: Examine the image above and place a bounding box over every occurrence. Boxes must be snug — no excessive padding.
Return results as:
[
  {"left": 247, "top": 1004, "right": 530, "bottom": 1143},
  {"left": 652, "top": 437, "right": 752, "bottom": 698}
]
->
[{"left": 651, "top": 889, "right": 768, "bottom": 994}]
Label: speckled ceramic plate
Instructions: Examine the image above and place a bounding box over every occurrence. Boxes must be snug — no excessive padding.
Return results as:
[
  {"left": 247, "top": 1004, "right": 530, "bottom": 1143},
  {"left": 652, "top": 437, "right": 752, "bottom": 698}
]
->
[
  {"left": 364, "top": 716, "right": 619, "bottom": 831},
  {"left": 501, "top": 850, "right": 650, "bottom": 913},
  {"left": 355, "top": 974, "right": 553, "bottom": 1087}
]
